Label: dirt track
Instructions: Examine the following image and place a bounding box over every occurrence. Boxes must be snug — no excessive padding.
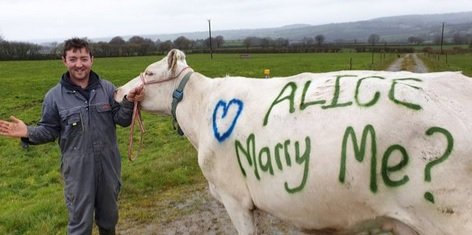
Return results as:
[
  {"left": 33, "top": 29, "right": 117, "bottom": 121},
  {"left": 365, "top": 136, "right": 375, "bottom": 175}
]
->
[
  {"left": 118, "top": 56, "right": 428, "bottom": 235},
  {"left": 119, "top": 183, "right": 308, "bottom": 235},
  {"left": 386, "top": 53, "right": 428, "bottom": 73},
  {"left": 118, "top": 183, "right": 396, "bottom": 235}
]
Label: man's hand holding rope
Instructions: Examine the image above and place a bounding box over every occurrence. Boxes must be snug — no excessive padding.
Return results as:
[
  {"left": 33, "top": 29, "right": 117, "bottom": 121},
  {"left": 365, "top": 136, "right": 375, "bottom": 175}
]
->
[{"left": 126, "top": 85, "right": 145, "bottom": 102}]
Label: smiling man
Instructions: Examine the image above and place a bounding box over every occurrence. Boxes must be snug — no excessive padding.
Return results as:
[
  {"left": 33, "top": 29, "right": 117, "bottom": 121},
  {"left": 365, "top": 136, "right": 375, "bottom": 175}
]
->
[{"left": 0, "top": 38, "right": 144, "bottom": 235}]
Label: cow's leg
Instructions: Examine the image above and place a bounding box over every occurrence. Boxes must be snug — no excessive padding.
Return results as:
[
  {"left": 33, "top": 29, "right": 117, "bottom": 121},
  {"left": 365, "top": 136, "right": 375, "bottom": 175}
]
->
[
  {"left": 217, "top": 189, "right": 255, "bottom": 235},
  {"left": 198, "top": 148, "right": 255, "bottom": 234},
  {"left": 208, "top": 182, "right": 222, "bottom": 203}
]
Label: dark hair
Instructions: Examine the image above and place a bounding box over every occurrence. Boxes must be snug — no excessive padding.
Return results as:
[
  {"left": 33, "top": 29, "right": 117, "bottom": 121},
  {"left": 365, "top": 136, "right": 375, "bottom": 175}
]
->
[{"left": 62, "top": 38, "right": 93, "bottom": 58}]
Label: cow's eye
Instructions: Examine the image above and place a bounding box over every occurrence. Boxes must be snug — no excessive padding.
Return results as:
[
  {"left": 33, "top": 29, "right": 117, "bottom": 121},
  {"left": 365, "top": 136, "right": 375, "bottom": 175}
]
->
[{"left": 145, "top": 71, "right": 154, "bottom": 76}]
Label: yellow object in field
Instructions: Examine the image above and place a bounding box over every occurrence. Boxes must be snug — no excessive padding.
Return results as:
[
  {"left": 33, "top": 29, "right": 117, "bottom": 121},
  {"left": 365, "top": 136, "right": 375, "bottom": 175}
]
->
[{"left": 264, "top": 69, "right": 270, "bottom": 78}]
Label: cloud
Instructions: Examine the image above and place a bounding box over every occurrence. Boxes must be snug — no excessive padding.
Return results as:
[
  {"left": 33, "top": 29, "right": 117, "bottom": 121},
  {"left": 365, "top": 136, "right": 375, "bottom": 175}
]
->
[{"left": 0, "top": 0, "right": 471, "bottom": 42}]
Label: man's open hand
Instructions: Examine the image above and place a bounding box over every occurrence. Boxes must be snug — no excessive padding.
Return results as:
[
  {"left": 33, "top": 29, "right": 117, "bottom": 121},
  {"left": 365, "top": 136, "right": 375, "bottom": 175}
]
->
[{"left": 0, "top": 116, "right": 28, "bottom": 138}]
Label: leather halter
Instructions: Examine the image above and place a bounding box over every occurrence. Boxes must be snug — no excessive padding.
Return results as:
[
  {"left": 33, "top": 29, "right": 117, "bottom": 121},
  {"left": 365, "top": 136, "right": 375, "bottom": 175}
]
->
[{"left": 127, "top": 66, "right": 192, "bottom": 161}]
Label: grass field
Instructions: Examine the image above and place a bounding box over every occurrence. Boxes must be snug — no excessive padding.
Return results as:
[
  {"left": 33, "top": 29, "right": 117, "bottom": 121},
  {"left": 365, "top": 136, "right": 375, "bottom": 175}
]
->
[
  {"left": 0, "top": 51, "right": 467, "bottom": 234},
  {"left": 418, "top": 52, "right": 472, "bottom": 76}
]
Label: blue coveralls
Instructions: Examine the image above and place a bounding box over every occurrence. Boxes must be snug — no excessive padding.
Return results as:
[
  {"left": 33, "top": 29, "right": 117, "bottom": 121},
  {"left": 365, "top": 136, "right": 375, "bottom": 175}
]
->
[{"left": 23, "top": 71, "right": 134, "bottom": 234}]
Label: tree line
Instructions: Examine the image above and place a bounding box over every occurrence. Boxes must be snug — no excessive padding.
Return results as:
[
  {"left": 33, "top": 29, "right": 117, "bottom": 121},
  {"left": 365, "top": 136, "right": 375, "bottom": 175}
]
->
[
  {"left": 0, "top": 33, "right": 380, "bottom": 59},
  {"left": 0, "top": 33, "right": 471, "bottom": 60},
  {"left": 0, "top": 35, "right": 225, "bottom": 60},
  {"left": 0, "top": 38, "right": 42, "bottom": 60}
]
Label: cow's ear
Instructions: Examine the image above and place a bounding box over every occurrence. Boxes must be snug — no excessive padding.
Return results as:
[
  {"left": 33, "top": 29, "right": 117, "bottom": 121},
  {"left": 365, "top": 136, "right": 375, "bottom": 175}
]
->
[
  {"left": 167, "top": 49, "right": 177, "bottom": 71},
  {"left": 167, "top": 49, "right": 186, "bottom": 72}
]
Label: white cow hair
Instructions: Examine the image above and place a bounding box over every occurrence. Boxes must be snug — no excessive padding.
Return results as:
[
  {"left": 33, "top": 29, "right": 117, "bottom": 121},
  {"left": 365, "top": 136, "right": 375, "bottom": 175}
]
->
[{"left": 116, "top": 49, "right": 472, "bottom": 235}]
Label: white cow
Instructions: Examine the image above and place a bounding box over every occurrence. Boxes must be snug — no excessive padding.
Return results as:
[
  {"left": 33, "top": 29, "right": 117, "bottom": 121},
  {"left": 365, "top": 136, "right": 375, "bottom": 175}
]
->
[{"left": 115, "top": 49, "right": 472, "bottom": 235}]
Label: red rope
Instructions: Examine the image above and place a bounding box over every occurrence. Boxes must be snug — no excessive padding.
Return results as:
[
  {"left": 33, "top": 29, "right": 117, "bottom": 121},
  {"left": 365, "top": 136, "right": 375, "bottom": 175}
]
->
[
  {"left": 127, "top": 66, "right": 191, "bottom": 161},
  {"left": 128, "top": 101, "right": 145, "bottom": 161}
]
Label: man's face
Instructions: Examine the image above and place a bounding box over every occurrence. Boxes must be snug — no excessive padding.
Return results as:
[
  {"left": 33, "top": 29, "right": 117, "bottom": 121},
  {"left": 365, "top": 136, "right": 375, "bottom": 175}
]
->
[{"left": 62, "top": 48, "right": 93, "bottom": 82}]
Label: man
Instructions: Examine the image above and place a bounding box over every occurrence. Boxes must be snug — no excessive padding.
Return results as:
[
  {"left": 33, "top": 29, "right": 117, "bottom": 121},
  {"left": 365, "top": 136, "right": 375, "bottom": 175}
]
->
[{"left": 0, "top": 38, "right": 143, "bottom": 235}]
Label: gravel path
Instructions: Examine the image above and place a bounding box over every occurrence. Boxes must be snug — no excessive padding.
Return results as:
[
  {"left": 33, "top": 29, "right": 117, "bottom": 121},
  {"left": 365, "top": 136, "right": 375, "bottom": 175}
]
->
[
  {"left": 410, "top": 54, "right": 428, "bottom": 73},
  {"left": 387, "top": 53, "right": 428, "bottom": 73}
]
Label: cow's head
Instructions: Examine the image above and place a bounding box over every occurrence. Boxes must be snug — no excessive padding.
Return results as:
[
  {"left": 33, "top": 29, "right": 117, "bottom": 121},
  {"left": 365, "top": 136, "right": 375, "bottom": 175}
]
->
[{"left": 115, "top": 49, "right": 189, "bottom": 114}]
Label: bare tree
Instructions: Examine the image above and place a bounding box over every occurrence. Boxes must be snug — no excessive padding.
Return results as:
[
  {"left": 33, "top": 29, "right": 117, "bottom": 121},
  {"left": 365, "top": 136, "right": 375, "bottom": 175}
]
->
[
  {"left": 260, "top": 37, "right": 273, "bottom": 48},
  {"left": 158, "top": 40, "right": 173, "bottom": 54},
  {"left": 173, "top": 36, "right": 193, "bottom": 51},
  {"left": 109, "top": 36, "right": 126, "bottom": 56},
  {"left": 128, "top": 36, "right": 155, "bottom": 56},
  {"left": 243, "top": 37, "right": 251, "bottom": 50},
  {"left": 215, "top": 35, "right": 225, "bottom": 48},
  {"left": 274, "top": 38, "right": 289, "bottom": 48},
  {"left": 315, "top": 34, "right": 325, "bottom": 46},
  {"left": 204, "top": 37, "right": 217, "bottom": 49},
  {"left": 367, "top": 34, "right": 380, "bottom": 45},
  {"left": 128, "top": 36, "right": 145, "bottom": 44},
  {"left": 243, "top": 37, "right": 261, "bottom": 50},
  {"left": 109, "top": 36, "right": 126, "bottom": 45},
  {"left": 93, "top": 42, "right": 112, "bottom": 57}
]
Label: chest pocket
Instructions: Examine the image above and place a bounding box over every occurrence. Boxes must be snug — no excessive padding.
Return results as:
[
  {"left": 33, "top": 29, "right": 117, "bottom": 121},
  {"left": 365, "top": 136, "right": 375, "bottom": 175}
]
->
[
  {"left": 94, "top": 102, "right": 113, "bottom": 121},
  {"left": 95, "top": 103, "right": 112, "bottom": 113},
  {"left": 59, "top": 108, "right": 83, "bottom": 138}
]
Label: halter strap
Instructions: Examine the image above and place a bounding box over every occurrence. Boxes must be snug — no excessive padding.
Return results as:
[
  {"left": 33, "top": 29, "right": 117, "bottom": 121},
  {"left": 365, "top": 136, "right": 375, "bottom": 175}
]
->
[
  {"left": 140, "top": 67, "right": 190, "bottom": 85},
  {"left": 128, "top": 66, "right": 191, "bottom": 161},
  {"left": 171, "top": 71, "right": 193, "bottom": 135}
]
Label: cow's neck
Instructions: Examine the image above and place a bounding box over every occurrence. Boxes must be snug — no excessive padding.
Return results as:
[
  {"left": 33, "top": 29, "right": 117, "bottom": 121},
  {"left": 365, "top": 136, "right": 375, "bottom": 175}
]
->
[{"left": 173, "top": 72, "right": 212, "bottom": 149}]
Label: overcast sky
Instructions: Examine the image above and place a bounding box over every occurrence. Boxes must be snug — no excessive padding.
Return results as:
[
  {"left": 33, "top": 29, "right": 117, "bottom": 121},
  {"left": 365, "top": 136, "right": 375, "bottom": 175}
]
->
[{"left": 1, "top": 0, "right": 471, "bottom": 42}]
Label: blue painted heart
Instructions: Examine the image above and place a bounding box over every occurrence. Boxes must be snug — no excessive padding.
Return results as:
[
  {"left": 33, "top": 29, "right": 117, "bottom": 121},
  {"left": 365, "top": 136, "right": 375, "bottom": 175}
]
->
[{"left": 212, "top": 99, "right": 244, "bottom": 142}]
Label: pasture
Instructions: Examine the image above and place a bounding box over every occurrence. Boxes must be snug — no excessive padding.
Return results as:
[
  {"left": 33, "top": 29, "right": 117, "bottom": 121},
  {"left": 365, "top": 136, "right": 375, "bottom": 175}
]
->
[
  {"left": 419, "top": 53, "right": 472, "bottom": 76},
  {"left": 0, "top": 52, "right": 469, "bottom": 234}
]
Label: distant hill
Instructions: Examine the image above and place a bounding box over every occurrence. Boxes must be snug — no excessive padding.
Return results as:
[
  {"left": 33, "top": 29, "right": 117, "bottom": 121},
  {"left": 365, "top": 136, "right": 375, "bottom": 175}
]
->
[{"left": 94, "top": 11, "right": 472, "bottom": 43}]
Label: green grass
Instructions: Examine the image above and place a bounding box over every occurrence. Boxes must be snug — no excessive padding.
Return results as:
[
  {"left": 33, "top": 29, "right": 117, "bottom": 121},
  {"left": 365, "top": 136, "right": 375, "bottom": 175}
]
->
[
  {"left": 187, "top": 52, "right": 395, "bottom": 78},
  {"left": 418, "top": 52, "right": 472, "bottom": 76},
  {"left": 0, "top": 52, "right": 466, "bottom": 234}
]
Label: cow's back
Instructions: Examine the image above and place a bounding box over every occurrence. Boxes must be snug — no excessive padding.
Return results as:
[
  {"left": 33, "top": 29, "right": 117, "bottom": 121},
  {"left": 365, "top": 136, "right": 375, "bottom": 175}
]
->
[{"left": 200, "top": 71, "right": 472, "bottom": 234}]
